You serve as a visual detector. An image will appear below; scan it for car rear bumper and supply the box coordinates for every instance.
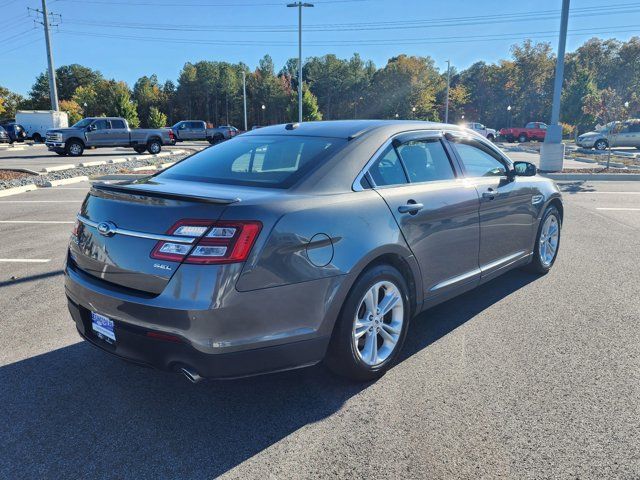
[68,295,328,379]
[64,256,341,379]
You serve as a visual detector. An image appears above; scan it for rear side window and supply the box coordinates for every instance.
[396,140,455,183]
[190,122,205,129]
[158,135,345,188]
[111,119,126,129]
[368,146,408,187]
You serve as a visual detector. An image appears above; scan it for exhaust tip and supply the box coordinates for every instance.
[180,366,204,384]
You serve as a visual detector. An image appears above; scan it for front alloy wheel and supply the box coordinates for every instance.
[594,139,608,150]
[525,205,561,274]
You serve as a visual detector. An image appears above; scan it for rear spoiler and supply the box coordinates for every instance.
[91,183,240,205]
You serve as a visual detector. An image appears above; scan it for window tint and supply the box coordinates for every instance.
[629,123,640,133]
[93,119,110,130]
[452,140,507,177]
[396,140,455,183]
[111,119,126,129]
[158,135,344,188]
[368,146,408,186]
[190,122,205,129]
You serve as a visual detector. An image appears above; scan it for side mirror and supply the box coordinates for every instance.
[513,161,537,177]
[87,124,96,132]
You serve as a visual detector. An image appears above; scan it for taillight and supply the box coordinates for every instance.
[71,218,80,237]
[168,130,175,140]
[150,219,262,265]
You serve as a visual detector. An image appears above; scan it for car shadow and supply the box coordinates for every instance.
[0,270,539,479]
[558,181,597,194]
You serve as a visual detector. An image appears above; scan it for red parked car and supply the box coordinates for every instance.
[499,122,547,143]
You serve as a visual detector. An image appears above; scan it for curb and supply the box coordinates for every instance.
[543,173,640,181]
[0,184,38,197]
[41,176,90,187]
[159,162,175,169]
[79,160,107,167]
[107,158,127,164]
[131,165,158,172]
[41,164,76,173]
[0,167,41,175]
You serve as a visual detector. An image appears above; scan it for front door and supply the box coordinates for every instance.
[85,119,111,146]
[370,133,481,300]
[447,135,536,277]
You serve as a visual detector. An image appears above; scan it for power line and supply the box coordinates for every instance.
[55,0,371,6]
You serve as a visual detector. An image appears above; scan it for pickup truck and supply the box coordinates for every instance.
[45,117,175,157]
[499,122,548,143]
[171,120,237,144]
[464,122,497,141]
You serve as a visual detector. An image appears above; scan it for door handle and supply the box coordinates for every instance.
[398,202,424,214]
[482,188,496,200]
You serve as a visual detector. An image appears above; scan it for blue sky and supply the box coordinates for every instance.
[1,0,639,95]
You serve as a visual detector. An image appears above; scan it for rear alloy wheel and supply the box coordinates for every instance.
[32,133,43,143]
[518,133,528,143]
[594,139,608,150]
[325,264,410,381]
[147,139,162,154]
[525,205,561,274]
[66,140,84,156]
[208,134,224,145]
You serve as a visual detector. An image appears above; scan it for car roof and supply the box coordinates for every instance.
[241,120,464,140]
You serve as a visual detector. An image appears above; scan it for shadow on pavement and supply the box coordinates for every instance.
[0,269,539,479]
[0,270,64,288]
[558,181,597,194]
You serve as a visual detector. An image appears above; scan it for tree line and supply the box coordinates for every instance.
[1,37,638,134]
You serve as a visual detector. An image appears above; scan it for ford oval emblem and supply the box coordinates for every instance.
[97,221,117,237]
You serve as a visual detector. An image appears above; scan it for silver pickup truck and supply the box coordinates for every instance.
[170,120,238,144]
[45,117,175,156]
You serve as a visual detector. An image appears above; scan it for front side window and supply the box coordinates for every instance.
[451,140,508,177]
[396,140,455,183]
[525,122,535,129]
[158,135,344,188]
[368,145,408,187]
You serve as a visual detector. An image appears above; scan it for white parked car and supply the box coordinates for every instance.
[464,122,497,141]
[15,110,68,143]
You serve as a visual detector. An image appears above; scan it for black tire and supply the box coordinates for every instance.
[208,134,224,145]
[524,205,562,274]
[133,146,146,154]
[487,134,495,141]
[147,139,162,154]
[594,139,608,151]
[324,264,411,381]
[32,133,43,143]
[518,133,528,143]
[506,135,515,143]
[65,139,84,156]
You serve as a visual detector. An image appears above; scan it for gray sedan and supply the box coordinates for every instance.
[65,120,563,382]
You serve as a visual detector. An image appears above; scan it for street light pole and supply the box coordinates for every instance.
[287,2,314,124]
[242,71,248,131]
[444,59,451,124]
[540,0,570,172]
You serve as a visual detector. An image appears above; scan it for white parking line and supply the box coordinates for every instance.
[0,221,74,224]
[0,259,51,263]
[578,192,640,195]
[0,201,80,203]
[596,208,640,211]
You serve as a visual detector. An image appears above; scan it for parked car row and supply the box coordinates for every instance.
[577,119,640,150]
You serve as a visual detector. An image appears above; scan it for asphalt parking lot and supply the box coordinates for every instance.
[0,181,639,479]
[0,141,207,172]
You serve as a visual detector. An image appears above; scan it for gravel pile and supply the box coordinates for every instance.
[0,153,189,190]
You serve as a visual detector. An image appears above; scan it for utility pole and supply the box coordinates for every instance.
[540,0,570,172]
[242,71,248,131]
[287,2,314,123]
[29,1,60,111]
[444,60,451,124]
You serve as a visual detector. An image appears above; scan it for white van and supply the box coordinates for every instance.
[15,110,69,142]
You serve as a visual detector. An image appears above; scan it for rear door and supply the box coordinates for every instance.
[368,132,481,299]
[107,119,129,146]
[190,121,206,140]
[447,134,535,278]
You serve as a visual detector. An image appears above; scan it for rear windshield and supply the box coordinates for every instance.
[158,135,345,188]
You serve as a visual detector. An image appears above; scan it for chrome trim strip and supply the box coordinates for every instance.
[430,267,481,292]
[76,214,196,244]
[480,250,528,273]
